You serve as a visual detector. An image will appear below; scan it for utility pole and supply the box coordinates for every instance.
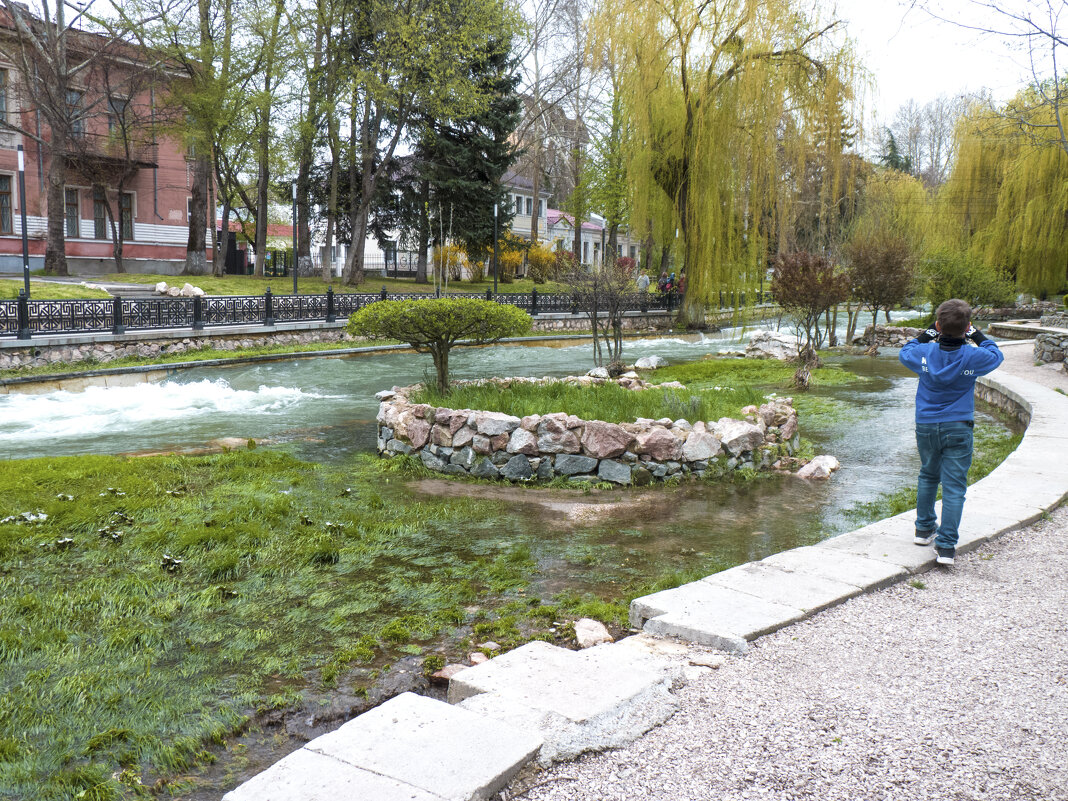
[493,202,499,295]
[17,145,29,297]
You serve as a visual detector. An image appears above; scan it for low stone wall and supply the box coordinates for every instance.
[375,377,802,485]
[854,324,922,348]
[0,313,683,371]
[1033,329,1068,367]
[973,302,1060,321]
[0,328,359,371]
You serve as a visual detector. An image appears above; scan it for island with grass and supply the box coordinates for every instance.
[375,364,837,485]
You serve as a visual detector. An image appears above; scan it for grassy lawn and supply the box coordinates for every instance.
[0,279,110,300]
[649,356,863,389]
[413,378,766,424]
[92,273,570,297]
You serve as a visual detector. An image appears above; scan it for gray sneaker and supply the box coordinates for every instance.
[914,529,936,546]
[935,546,956,565]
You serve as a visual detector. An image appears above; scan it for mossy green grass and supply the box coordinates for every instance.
[0,279,110,300]
[0,449,710,798]
[411,378,766,425]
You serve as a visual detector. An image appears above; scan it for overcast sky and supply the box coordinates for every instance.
[826,0,1038,132]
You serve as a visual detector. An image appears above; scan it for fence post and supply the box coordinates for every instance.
[264,288,275,326]
[15,289,30,340]
[111,294,125,335]
[381,286,388,301]
[531,287,538,315]
[325,287,336,323]
[486,288,492,301]
[192,295,204,331]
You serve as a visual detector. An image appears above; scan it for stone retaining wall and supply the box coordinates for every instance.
[375,377,801,485]
[1033,329,1068,367]
[854,324,923,348]
[0,329,359,371]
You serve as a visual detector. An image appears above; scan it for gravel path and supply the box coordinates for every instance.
[515,506,1068,801]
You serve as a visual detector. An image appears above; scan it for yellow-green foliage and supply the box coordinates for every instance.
[939,93,1068,296]
[849,170,930,253]
[526,244,557,283]
[604,0,861,319]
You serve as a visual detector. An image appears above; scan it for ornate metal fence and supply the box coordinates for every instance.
[0,286,755,340]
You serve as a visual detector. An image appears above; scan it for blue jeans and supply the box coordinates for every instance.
[915,421,974,549]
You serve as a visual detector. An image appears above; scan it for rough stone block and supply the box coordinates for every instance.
[500,455,533,481]
[597,459,631,484]
[305,693,541,801]
[555,454,598,475]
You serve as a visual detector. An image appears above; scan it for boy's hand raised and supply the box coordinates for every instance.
[917,328,940,343]
[966,324,987,343]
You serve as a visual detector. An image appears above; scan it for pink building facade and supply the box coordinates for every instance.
[0,16,203,277]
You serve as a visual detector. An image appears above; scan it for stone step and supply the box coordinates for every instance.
[629,580,807,652]
[448,639,677,763]
[223,692,541,801]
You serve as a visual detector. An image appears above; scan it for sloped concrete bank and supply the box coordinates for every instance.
[223,371,1068,801]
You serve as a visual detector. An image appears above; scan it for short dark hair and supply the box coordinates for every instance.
[936,299,971,338]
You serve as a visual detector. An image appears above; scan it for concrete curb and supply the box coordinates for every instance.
[224,371,1068,800]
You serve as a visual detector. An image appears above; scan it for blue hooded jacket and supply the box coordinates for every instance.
[899,336,1004,423]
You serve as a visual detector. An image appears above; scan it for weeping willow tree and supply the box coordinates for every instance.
[600,0,860,325]
[938,89,1068,297]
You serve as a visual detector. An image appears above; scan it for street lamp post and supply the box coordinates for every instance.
[17,145,29,298]
[493,202,499,296]
[291,181,298,295]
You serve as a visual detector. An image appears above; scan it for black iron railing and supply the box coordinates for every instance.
[1,287,771,340]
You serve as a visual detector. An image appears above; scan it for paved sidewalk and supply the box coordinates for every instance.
[996,340,1068,393]
[516,505,1068,801]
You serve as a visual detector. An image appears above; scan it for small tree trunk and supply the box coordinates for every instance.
[415,179,430,284]
[44,131,69,276]
[215,200,231,277]
[186,155,210,275]
[431,344,450,394]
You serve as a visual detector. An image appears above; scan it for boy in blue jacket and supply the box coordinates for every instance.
[899,299,1004,565]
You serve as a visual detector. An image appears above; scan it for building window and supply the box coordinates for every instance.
[0,175,11,235]
[0,70,7,120]
[582,241,589,263]
[525,197,532,216]
[120,193,133,240]
[630,245,637,259]
[65,188,79,237]
[67,89,84,136]
[539,199,545,217]
[514,195,522,215]
[187,196,193,220]
[93,187,107,239]
[108,96,127,133]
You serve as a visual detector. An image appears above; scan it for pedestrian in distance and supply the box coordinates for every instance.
[898,299,1004,565]
[657,271,669,292]
[637,269,650,292]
